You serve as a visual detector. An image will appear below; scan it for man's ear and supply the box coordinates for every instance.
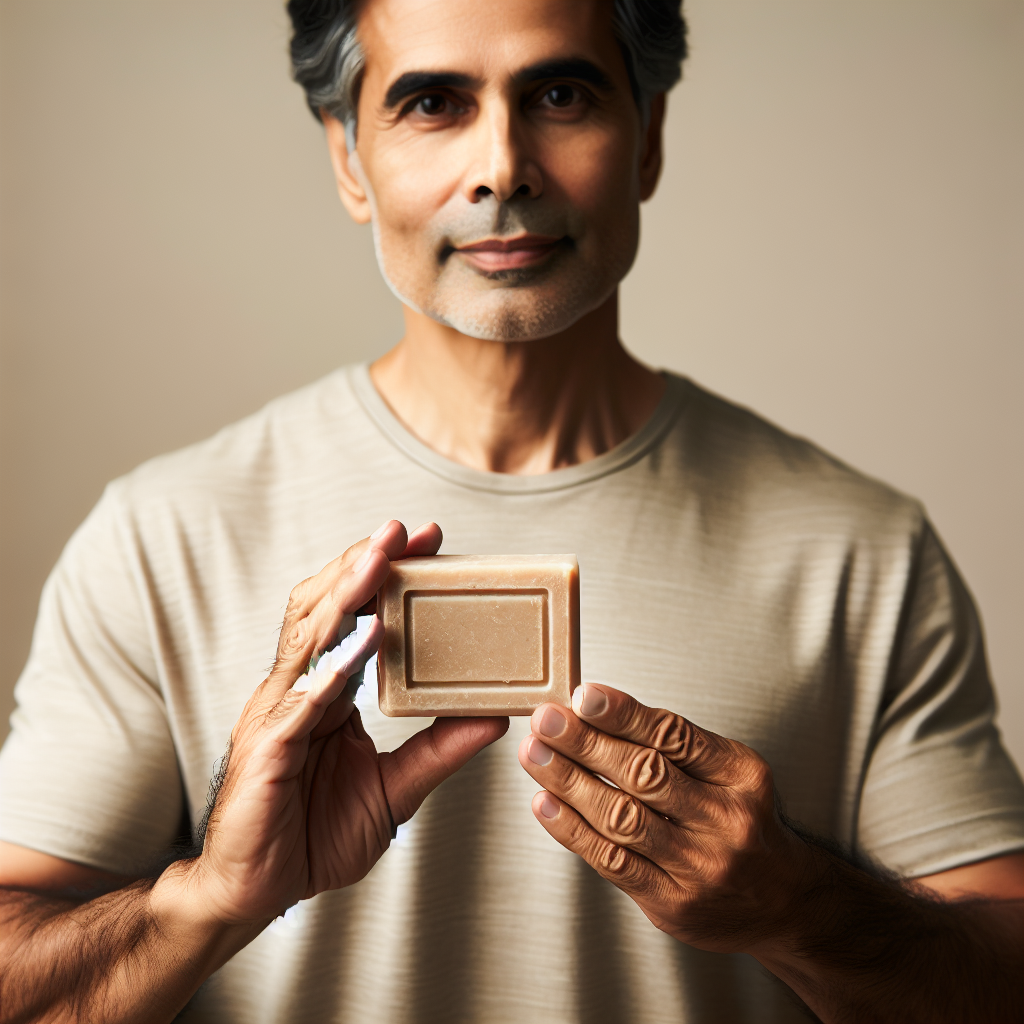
[323,112,372,224]
[638,93,666,202]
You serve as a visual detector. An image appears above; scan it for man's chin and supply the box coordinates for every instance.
[377,242,631,341]
[419,277,614,342]
[425,296,596,342]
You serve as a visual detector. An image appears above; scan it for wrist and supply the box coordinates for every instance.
[746,827,836,962]
[149,858,268,969]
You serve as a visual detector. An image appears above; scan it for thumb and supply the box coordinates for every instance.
[378,717,509,825]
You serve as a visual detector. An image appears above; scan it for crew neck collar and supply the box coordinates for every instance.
[349,363,688,495]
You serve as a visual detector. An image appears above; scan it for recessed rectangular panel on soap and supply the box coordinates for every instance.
[406,590,549,686]
[378,555,580,716]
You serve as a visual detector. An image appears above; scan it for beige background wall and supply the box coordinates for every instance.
[1,1,1021,767]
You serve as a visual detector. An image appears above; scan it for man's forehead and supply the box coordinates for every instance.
[357,0,620,87]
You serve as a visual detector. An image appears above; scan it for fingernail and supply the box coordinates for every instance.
[353,549,374,573]
[536,706,566,738]
[537,792,560,819]
[370,521,392,540]
[528,737,553,766]
[577,684,608,718]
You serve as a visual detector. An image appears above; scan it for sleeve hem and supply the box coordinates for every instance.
[884,838,1024,880]
[0,816,171,876]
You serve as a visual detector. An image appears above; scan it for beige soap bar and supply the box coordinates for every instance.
[378,554,580,717]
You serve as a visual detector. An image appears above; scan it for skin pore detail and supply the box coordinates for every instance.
[323,0,666,474]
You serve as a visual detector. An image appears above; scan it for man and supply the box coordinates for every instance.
[0,0,1021,1021]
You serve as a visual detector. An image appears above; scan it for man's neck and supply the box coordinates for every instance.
[369,292,665,475]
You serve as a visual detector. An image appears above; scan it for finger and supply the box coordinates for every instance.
[570,684,745,785]
[268,547,391,699]
[518,735,680,864]
[529,790,675,911]
[268,520,410,697]
[268,614,386,747]
[286,520,408,621]
[379,716,509,825]
[353,521,442,617]
[293,616,384,705]
[529,702,693,821]
[272,615,385,743]
[302,519,410,639]
[296,521,409,657]
[309,688,358,740]
[295,520,409,623]
[401,522,443,558]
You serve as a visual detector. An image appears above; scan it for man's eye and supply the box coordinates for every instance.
[542,85,578,108]
[415,94,449,116]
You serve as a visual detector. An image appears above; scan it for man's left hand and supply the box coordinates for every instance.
[517,682,815,955]
[518,684,1024,1024]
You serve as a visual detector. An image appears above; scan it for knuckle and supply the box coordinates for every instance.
[731,748,773,796]
[745,755,773,795]
[712,795,771,860]
[277,615,311,662]
[286,576,314,611]
[574,725,602,762]
[263,689,305,724]
[560,763,591,804]
[626,747,668,797]
[606,793,645,843]
[566,813,593,850]
[339,540,369,571]
[649,710,690,760]
[329,579,347,607]
[595,838,633,879]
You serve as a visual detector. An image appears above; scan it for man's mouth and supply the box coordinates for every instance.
[454,234,565,272]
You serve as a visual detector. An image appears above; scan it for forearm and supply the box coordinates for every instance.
[0,858,264,1024]
[755,847,1024,1024]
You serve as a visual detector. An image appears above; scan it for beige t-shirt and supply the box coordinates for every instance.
[2,365,1022,1023]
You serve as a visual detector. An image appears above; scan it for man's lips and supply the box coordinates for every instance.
[454,234,564,272]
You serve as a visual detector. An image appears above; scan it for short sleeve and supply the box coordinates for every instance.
[0,483,184,875]
[856,520,1024,876]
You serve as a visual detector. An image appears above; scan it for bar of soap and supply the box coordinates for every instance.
[378,554,580,717]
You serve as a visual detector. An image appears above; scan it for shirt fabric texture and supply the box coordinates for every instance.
[2,364,1022,1024]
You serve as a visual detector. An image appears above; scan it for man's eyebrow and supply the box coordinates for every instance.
[513,58,613,91]
[383,71,477,110]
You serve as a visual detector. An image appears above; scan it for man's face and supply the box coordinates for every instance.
[332,0,660,341]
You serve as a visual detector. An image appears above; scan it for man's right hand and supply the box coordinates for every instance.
[0,519,508,1024]
[184,519,509,925]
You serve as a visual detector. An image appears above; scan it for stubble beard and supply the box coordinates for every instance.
[370,200,639,342]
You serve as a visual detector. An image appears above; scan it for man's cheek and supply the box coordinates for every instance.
[373,202,433,264]
[375,237,429,303]
[546,132,634,198]
[378,204,451,270]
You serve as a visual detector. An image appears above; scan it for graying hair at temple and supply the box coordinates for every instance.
[287,0,688,141]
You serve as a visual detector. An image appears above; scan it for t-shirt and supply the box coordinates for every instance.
[2,365,1022,1024]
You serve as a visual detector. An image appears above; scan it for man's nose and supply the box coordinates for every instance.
[463,104,542,203]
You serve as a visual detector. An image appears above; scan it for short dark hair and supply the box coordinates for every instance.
[287,0,688,138]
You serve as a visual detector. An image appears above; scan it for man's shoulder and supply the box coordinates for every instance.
[668,374,925,543]
[104,365,378,521]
